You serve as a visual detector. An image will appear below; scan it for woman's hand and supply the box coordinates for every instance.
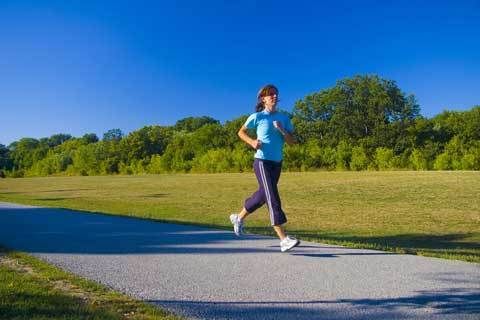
[273,121,297,145]
[251,139,262,150]
[238,125,262,150]
[273,121,286,135]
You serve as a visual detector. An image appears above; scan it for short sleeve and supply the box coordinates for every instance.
[244,113,257,130]
[285,116,293,133]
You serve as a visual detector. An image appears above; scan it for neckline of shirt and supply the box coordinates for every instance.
[262,109,278,115]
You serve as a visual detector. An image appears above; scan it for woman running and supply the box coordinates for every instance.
[230,84,300,252]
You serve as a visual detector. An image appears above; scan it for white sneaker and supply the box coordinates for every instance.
[229,213,244,236]
[280,236,300,252]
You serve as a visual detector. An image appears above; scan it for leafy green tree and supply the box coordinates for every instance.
[45,134,72,147]
[190,123,227,154]
[121,125,172,162]
[408,117,433,148]
[291,118,329,144]
[27,150,72,176]
[96,140,122,174]
[462,106,480,142]
[293,75,420,151]
[433,107,480,143]
[70,144,103,176]
[55,137,88,152]
[174,116,219,132]
[0,144,12,171]
[223,115,249,148]
[4,79,479,176]
[418,141,443,167]
[103,129,123,142]
[292,91,335,145]
[9,138,41,171]
[82,133,99,144]
[159,133,195,172]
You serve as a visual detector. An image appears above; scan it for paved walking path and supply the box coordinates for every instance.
[1,201,479,319]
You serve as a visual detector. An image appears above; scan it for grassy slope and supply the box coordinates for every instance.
[0,247,182,320]
[0,171,479,262]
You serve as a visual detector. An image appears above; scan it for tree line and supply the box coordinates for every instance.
[1,75,479,177]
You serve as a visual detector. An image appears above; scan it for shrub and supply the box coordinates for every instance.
[374,147,394,170]
[335,141,352,170]
[191,148,234,173]
[461,154,476,170]
[147,155,166,174]
[434,153,451,170]
[350,146,369,171]
[409,149,428,170]
[231,145,253,172]
[321,147,337,170]
[283,144,305,171]
[303,139,322,170]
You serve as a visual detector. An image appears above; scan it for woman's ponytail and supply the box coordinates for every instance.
[255,101,265,112]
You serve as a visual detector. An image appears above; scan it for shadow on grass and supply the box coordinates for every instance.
[0,188,94,195]
[35,188,94,193]
[291,252,395,258]
[143,193,169,198]
[33,197,80,201]
[149,288,480,320]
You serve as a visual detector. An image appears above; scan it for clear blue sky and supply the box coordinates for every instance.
[1,0,479,145]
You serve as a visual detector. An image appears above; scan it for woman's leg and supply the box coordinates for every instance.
[230,160,265,236]
[238,207,250,220]
[272,225,287,240]
[268,161,287,240]
[242,159,267,219]
[257,160,287,227]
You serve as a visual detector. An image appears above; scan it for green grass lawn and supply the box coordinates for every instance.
[0,247,182,320]
[0,171,479,262]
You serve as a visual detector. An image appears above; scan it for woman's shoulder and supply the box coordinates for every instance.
[250,111,270,119]
[245,112,262,125]
[276,111,291,121]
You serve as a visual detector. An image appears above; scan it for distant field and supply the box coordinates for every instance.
[0,171,479,262]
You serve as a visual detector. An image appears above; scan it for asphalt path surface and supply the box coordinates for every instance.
[1,201,479,319]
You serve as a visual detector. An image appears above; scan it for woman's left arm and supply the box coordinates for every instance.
[281,131,297,145]
[273,121,297,145]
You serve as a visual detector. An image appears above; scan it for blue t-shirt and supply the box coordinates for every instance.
[244,110,294,162]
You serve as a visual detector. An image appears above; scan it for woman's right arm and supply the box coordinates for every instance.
[238,125,261,150]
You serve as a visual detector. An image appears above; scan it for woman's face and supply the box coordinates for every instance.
[262,91,278,111]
